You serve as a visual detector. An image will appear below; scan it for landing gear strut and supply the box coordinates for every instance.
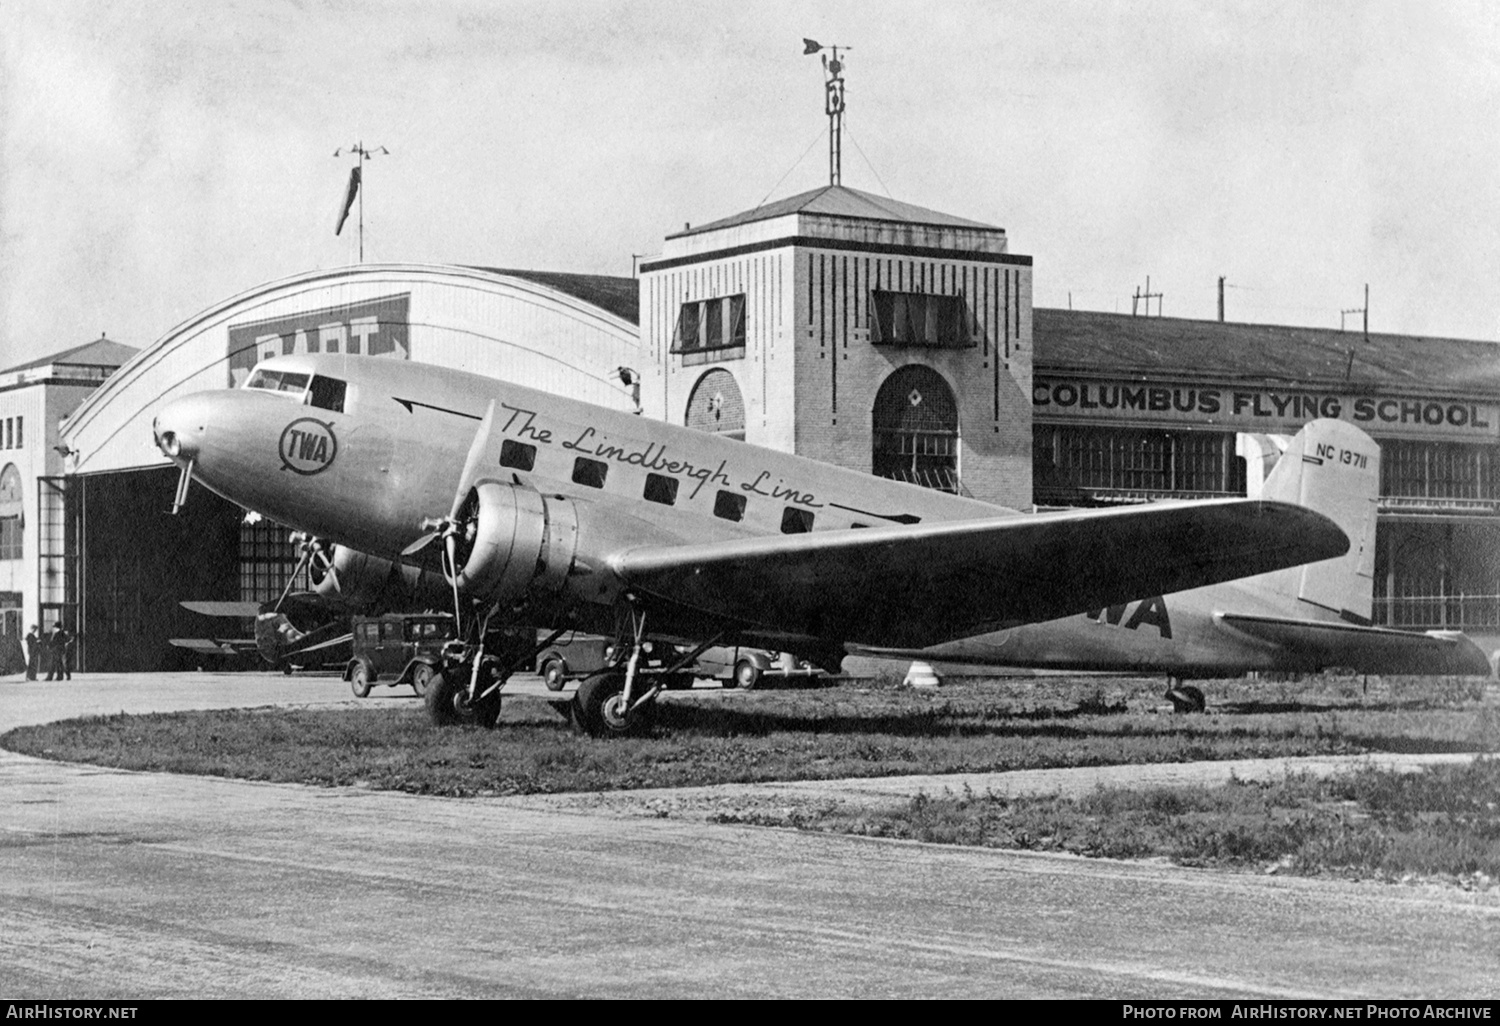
[570,606,669,738]
[424,601,569,730]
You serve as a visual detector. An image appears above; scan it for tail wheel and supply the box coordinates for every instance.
[410,662,434,698]
[349,662,372,698]
[1165,683,1206,714]
[573,673,654,738]
[734,659,762,691]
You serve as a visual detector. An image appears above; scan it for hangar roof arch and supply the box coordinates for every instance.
[63,263,642,476]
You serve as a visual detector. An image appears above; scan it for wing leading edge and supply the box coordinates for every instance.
[611,498,1349,649]
[1219,613,1493,676]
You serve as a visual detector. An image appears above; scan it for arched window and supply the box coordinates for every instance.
[0,464,22,560]
[872,365,959,492]
[684,368,745,441]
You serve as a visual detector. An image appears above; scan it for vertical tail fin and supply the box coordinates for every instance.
[1247,419,1379,623]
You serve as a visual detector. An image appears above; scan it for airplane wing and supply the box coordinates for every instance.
[1218,613,1493,676]
[169,638,260,656]
[611,498,1347,648]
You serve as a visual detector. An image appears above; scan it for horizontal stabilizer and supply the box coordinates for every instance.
[180,600,263,618]
[1218,613,1493,676]
[614,498,1348,649]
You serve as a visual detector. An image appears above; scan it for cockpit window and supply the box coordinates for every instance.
[245,369,311,396]
[308,376,347,413]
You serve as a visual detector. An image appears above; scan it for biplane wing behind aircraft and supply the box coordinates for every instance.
[173,602,354,671]
[851,419,1491,708]
[151,353,1348,735]
[173,536,454,671]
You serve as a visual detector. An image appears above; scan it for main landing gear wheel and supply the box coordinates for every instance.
[410,662,434,699]
[573,673,655,738]
[1165,683,1206,714]
[349,663,372,698]
[426,668,503,728]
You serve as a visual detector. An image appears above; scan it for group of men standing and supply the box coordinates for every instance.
[23,623,73,681]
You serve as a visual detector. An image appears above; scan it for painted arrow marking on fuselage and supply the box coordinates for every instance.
[826,503,922,525]
[392,397,483,420]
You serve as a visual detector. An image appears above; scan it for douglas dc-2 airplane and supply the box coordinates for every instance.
[152,353,1349,736]
[852,419,1492,709]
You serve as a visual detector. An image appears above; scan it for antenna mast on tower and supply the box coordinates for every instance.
[803,39,849,186]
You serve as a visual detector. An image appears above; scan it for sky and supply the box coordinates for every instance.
[3,0,1499,370]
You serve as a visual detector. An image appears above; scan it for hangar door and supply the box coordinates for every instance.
[76,467,245,671]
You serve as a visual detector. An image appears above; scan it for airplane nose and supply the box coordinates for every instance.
[153,394,212,464]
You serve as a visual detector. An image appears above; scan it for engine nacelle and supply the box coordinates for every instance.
[449,482,580,608]
[313,545,451,612]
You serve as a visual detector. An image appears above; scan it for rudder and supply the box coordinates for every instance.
[1250,418,1379,623]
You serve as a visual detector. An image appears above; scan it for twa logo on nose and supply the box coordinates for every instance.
[279,418,338,475]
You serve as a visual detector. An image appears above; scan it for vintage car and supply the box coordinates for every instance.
[345,612,454,698]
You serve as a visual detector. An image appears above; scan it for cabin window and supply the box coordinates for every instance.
[781,507,814,534]
[643,473,678,506]
[713,490,746,522]
[380,621,402,642]
[850,522,870,529]
[500,439,536,471]
[572,457,608,489]
[308,376,347,413]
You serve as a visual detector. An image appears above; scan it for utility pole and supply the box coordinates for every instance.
[803,39,849,186]
[333,142,390,263]
[1132,276,1163,317]
[1340,284,1368,341]
[1218,276,1226,322]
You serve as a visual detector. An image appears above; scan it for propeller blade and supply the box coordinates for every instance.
[400,530,439,558]
[449,400,497,521]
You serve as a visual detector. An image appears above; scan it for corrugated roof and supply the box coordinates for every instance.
[671,185,999,239]
[1034,309,1500,395]
[470,267,639,325]
[1,336,139,375]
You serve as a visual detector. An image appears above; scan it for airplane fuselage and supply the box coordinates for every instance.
[158,353,1007,558]
[856,585,1309,676]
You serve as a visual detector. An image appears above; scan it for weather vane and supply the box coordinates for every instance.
[802,39,849,186]
[333,142,390,262]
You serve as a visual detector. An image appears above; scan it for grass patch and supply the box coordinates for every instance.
[3,673,1495,797]
[796,758,1500,884]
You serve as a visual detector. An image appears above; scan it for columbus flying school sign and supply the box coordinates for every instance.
[227,294,411,387]
[1032,378,1500,441]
